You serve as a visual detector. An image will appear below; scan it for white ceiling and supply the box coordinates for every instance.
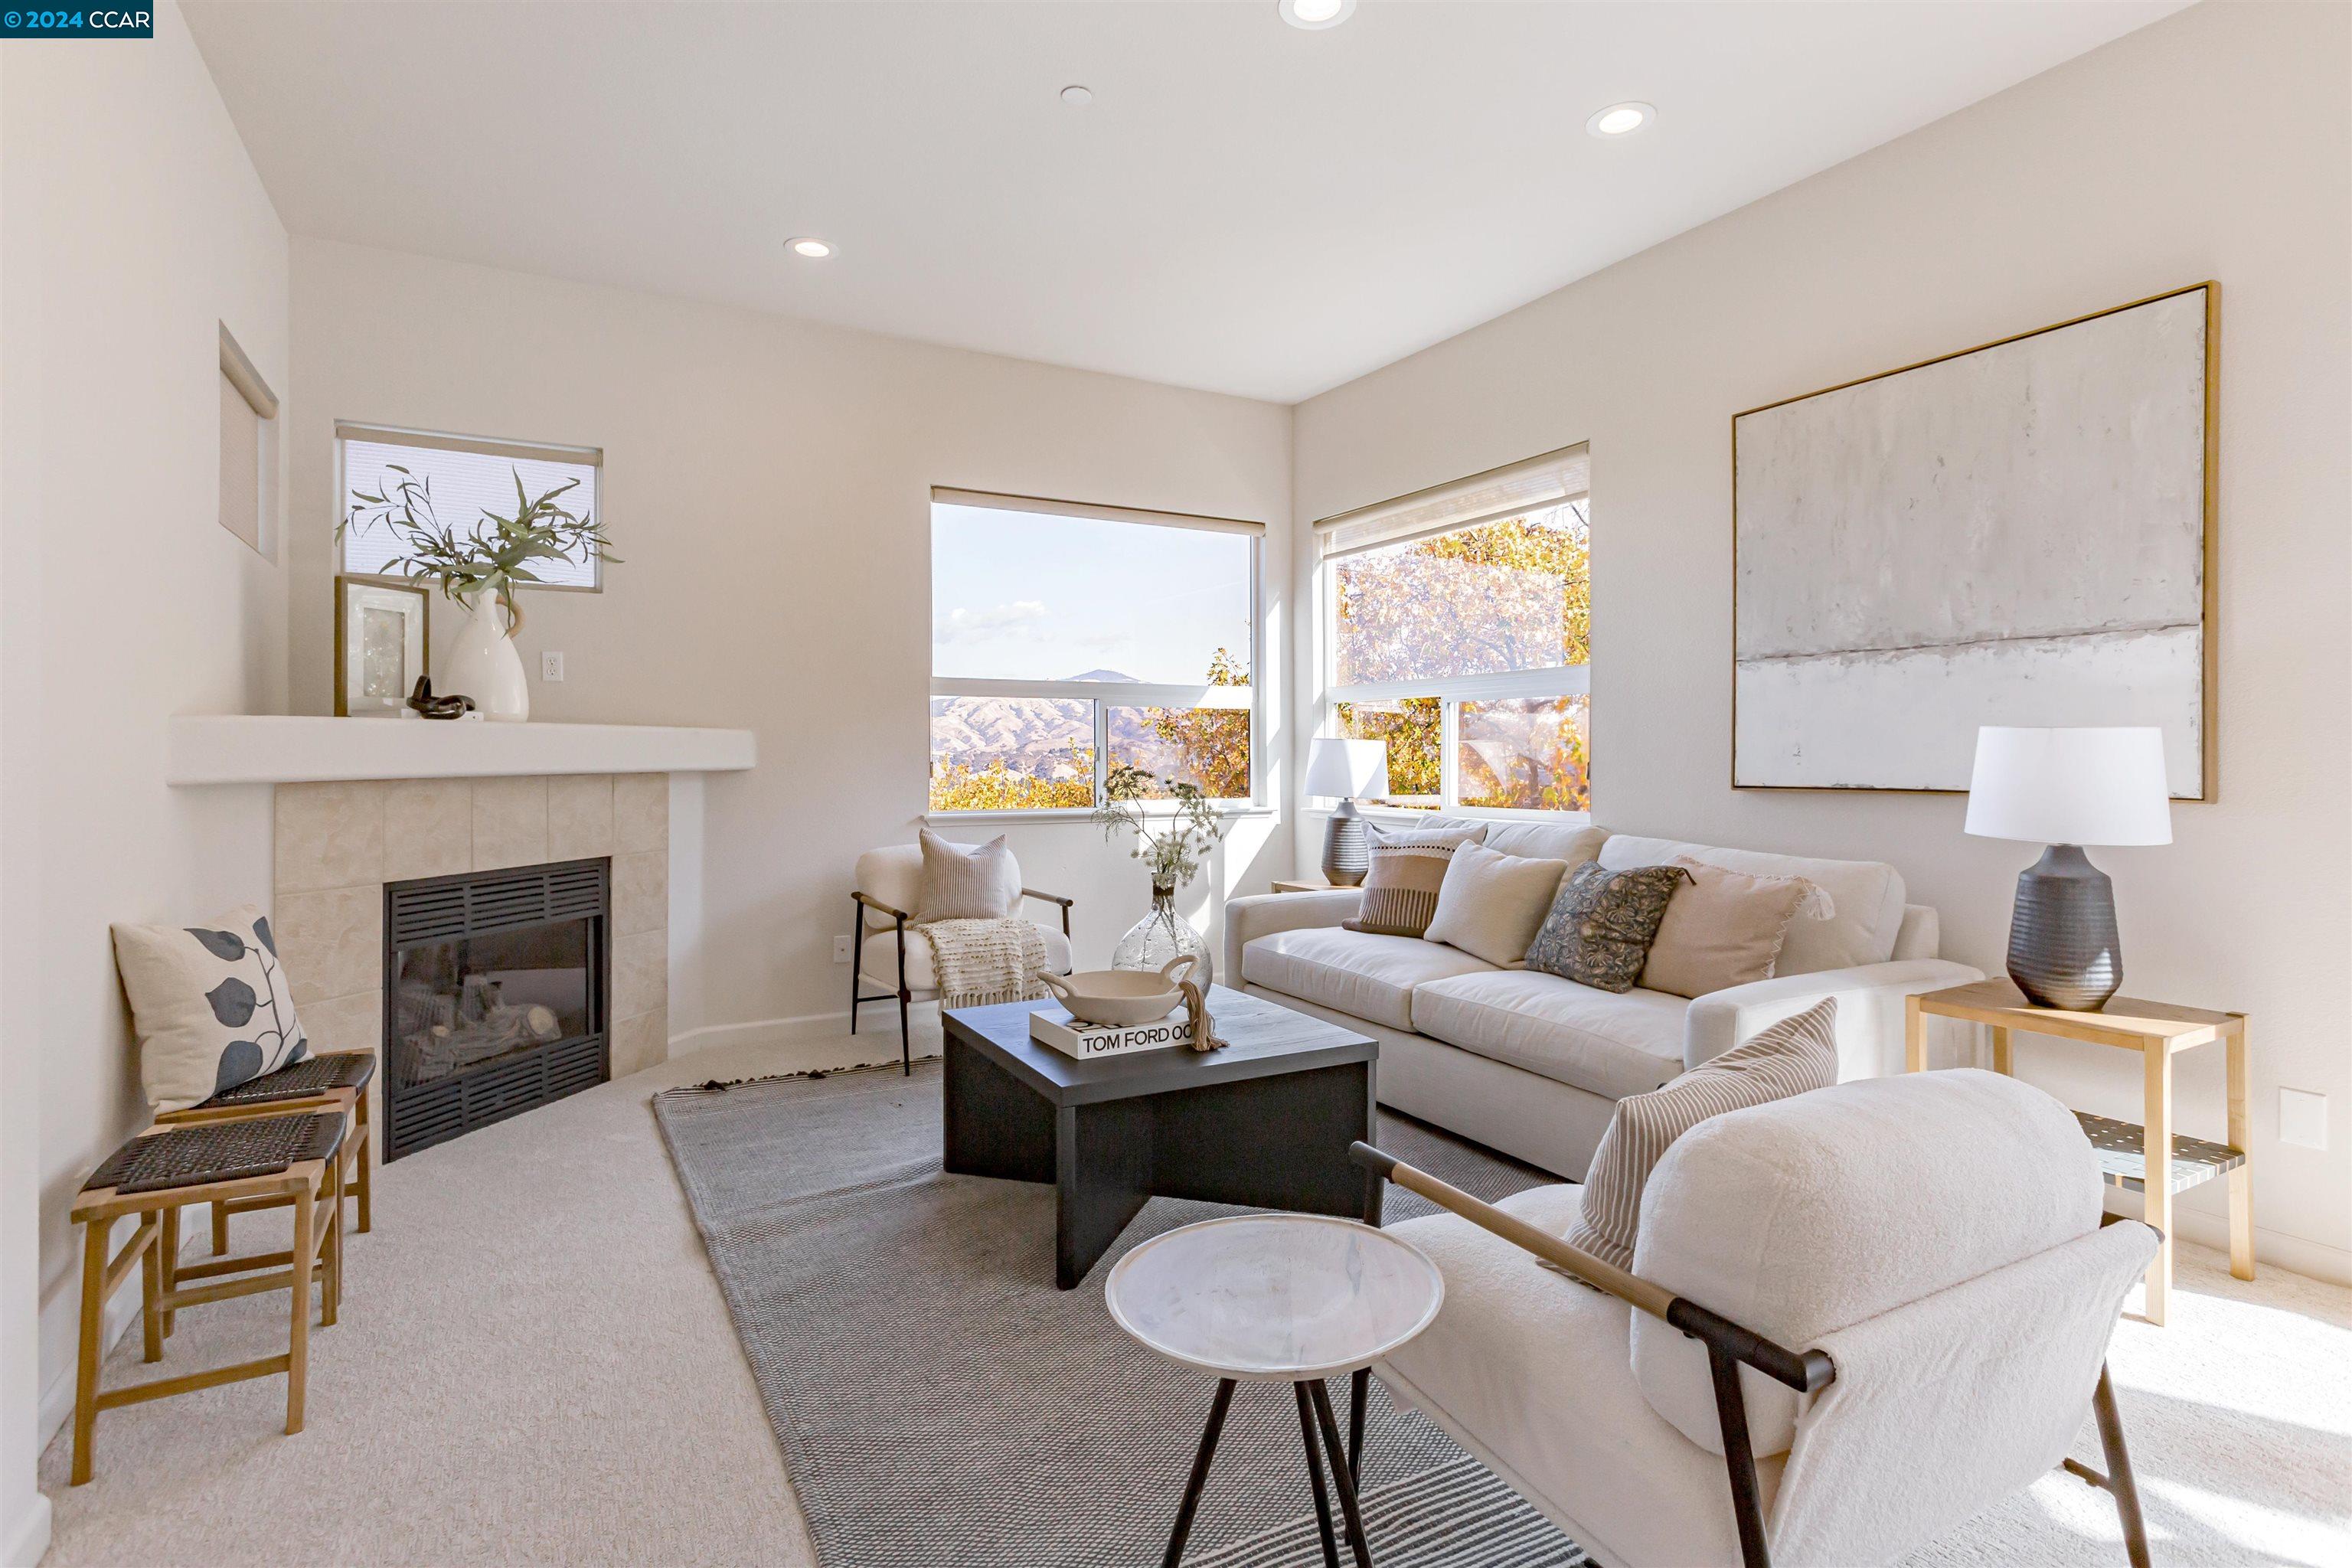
[185,1,2182,403]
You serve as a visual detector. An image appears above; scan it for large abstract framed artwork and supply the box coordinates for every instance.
[1732,283,2216,799]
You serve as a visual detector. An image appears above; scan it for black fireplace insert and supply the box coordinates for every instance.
[381,858,609,1161]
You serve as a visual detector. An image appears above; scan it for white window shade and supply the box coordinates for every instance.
[1316,444,1589,557]
[339,423,603,589]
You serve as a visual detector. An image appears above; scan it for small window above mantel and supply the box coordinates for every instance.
[338,423,605,590]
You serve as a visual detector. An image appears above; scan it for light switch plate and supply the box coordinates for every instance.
[2279,1087,2328,1150]
[832,935,851,964]
[541,651,565,682]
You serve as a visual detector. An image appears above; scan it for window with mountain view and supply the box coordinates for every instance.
[929,492,1259,812]
[1320,448,1590,815]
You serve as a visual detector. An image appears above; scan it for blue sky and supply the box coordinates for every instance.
[931,504,1253,684]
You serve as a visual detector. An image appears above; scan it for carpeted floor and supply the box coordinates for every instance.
[34,1032,2352,1567]
[652,1065,1582,1566]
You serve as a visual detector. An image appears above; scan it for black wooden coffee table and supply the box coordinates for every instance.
[942,985,1380,1289]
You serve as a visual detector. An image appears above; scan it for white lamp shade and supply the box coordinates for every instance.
[1306,737,1389,800]
[1964,727,2172,847]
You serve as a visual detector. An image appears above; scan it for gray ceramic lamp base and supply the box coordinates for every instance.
[1321,799,1369,887]
[2007,843,2123,1011]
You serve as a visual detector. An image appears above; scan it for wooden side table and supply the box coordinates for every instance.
[1272,878,1335,893]
[1906,978,2251,1325]
[69,1112,345,1483]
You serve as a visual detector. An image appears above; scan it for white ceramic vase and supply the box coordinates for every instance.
[442,596,529,722]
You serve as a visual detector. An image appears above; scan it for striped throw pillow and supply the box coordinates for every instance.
[1563,997,1838,1270]
[1341,824,1488,939]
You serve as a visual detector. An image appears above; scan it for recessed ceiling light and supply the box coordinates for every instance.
[1060,84,1093,106]
[786,237,834,259]
[1586,102,1655,138]
[1279,0,1354,31]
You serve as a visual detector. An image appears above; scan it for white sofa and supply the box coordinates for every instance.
[1226,819,1981,1178]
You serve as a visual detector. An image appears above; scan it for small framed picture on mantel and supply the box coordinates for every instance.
[335,575,430,717]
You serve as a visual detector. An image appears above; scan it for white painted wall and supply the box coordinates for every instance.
[1292,1,2351,1280]
[0,0,292,1542]
[286,240,1295,1051]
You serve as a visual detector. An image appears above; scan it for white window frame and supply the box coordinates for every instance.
[926,488,1267,822]
[1315,447,1591,823]
[335,421,606,593]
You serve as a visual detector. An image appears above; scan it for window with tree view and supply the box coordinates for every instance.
[929,492,1258,812]
[1322,449,1589,815]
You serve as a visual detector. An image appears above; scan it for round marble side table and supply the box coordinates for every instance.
[1106,1213,1446,1568]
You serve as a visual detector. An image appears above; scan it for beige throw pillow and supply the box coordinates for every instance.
[1638,857,1823,999]
[913,829,1022,923]
[113,905,312,1114]
[1423,841,1570,967]
[1563,997,1838,1270]
[1342,823,1487,939]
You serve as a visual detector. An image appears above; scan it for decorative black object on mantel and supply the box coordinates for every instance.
[1964,727,2174,1011]
[405,676,475,720]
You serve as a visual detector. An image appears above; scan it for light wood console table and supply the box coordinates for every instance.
[1905,978,2251,1327]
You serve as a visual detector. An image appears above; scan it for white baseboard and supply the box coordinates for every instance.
[1,1489,51,1568]
[2105,1192,2352,1286]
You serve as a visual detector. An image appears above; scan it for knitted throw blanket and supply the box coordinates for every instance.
[916,918,1049,1009]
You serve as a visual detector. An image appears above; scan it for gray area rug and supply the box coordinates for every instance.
[654,1060,1589,1567]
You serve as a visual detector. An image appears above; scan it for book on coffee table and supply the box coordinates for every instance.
[1027,1005,1194,1060]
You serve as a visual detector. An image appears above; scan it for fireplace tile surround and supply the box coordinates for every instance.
[273,773,673,1155]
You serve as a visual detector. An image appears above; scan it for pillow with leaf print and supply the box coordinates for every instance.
[112,904,309,1113]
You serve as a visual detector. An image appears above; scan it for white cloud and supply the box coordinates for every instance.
[933,600,1050,643]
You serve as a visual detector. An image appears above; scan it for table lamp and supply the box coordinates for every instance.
[1305,737,1390,887]
[1964,726,2172,1011]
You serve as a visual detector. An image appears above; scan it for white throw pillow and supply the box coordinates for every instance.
[913,829,1022,923]
[112,904,311,1114]
[1423,841,1571,967]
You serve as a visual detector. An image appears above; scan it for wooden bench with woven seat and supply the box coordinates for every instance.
[69,1109,346,1485]
[155,1049,377,1260]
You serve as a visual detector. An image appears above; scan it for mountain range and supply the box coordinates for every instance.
[929,670,1135,780]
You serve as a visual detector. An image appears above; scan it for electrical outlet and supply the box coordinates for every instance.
[832,935,851,964]
[541,651,565,682]
[2280,1087,2329,1150]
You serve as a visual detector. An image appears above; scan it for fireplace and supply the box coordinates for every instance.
[381,858,610,1161]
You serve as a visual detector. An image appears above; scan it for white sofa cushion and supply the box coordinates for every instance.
[1630,1070,2103,1459]
[1240,926,1494,1034]
[1423,842,1570,967]
[1597,835,1905,975]
[861,923,1072,993]
[1380,1185,1777,1568]
[1410,969,1686,1101]
[1423,815,1608,868]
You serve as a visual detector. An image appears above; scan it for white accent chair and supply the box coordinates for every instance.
[1357,1069,2158,1568]
[849,841,1075,1073]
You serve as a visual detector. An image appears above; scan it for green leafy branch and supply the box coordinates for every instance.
[1092,763,1228,890]
[340,466,620,632]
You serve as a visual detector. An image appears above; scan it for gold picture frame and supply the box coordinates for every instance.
[1730,281,2217,800]
[335,575,430,717]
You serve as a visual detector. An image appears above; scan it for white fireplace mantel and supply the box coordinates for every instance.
[165,715,756,786]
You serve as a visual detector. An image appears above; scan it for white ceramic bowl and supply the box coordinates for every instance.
[1039,956,1197,1026]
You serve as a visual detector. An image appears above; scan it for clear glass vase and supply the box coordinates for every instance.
[1111,881,1213,987]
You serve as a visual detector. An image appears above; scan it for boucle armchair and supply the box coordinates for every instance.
[1356,1069,2158,1568]
[849,841,1073,1073]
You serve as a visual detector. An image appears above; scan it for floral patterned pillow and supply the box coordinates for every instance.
[113,904,310,1113]
[1524,863,1692,992]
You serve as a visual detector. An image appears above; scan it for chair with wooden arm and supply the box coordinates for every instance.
[850,843,1074,1075]
[1351,1069,2158,1568]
